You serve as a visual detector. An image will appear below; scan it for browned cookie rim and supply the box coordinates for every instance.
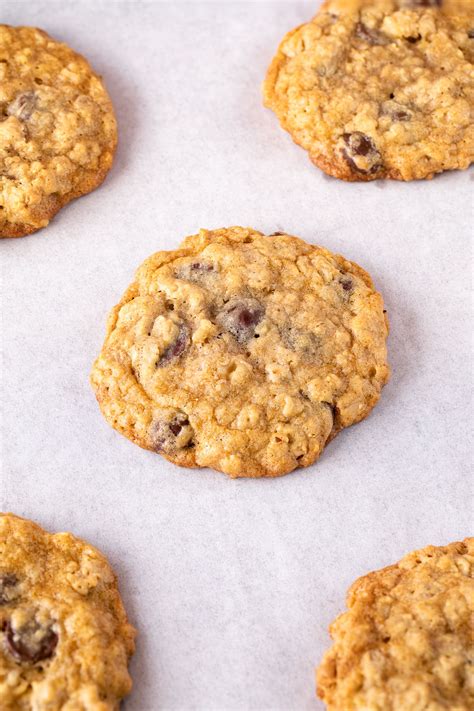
[0,24,117,239]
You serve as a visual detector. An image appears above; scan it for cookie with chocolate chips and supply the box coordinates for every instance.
[0,513,135,709]
[0,25,117,238]
[91,227,389,478]
[263,0,474,181]
[317,537,474,710]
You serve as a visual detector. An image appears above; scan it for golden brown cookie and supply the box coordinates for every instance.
[317,538,474,710]
[0,26,117,238]
[0,513,135,709]
[91,227,389,478]
[263,0,474,181]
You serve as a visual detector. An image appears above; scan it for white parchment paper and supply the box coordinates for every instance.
[1,1,473,709]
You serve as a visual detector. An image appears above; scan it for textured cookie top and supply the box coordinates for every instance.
[264,0,474,181]
[317,538,474,710]
[0,25,117,238]
[0,514,135,710]
[91,227,389,478]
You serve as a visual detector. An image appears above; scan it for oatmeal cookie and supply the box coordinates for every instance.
[317,538,474,710]
[0,513,135,709]
[0,25,117,238]
[263,0,474,180]
[91,227,389,478]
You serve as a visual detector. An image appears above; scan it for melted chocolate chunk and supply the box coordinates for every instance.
[0,574,19,605]
[282,327,321,360]
[340,277,353,292]
[150,414,193,453]
[405,0,441,6]
[391,109,411,121]
[190,262,213,272]
[342,132,382,174]
[218,298,264,343]
[381,101,412,122]
[169,416,189,437]
[4,619,58,664]
[343,133,373,157]
[7,91,37,121]
[157,324,188,366]
[355,22,389,46]
[176,261,215,284]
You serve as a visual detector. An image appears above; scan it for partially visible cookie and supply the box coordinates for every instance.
[0,513,135,709]
[317,538,474,710]
[264,0,474,181]
[0,26,117,238]
[91,226,389,478]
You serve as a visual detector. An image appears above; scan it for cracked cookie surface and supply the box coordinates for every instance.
[91,227,389,478]
[0,514,135,710]
[0,25,117,238]
[263,0,474,181]
[317,538,474,710]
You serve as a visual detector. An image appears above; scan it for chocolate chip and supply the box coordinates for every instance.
[400,0,441,6]
[168,422,181,436]
[391,110,410,121]
[406,35,421,43]
[381,101,412,122]
[282,327,321,360]
[177,261,215,283]
[4,619,58,664]
[340,278,353,292]
[157,324,188,366]
[355,22,389,46]
[218,298,264,344]
[343,133,373,157]
[269,231,285,236]
[468,29,474,39]
[7,91,37,121]
[150,414,193,453]
[169,416,189,437]
[0,574,19,605]
[341,132,382,174]
[190,262,213,272]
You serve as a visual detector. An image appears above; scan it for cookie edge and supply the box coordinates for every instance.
[315,537,474,707]
[0,25,118,239]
